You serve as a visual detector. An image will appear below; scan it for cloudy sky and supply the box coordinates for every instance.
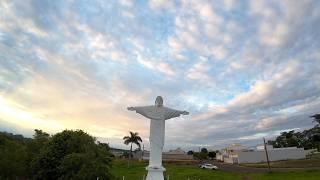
[0,0,320,150]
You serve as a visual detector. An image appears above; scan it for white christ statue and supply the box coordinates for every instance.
[128,96,189,180]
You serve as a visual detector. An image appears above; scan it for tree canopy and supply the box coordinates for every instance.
[311,114,320,126]
[201,148,208,153]
[0,129,113,179]
[123,131,142,167]
[123,131,142,149]
[268,114,320,150]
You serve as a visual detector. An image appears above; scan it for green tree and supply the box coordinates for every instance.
[33,129,50,142]
[187,150,194,155]
[26,129,51,175]
[268,114,320,150]
[31,130,113,179]
[193,152,207,160]
[0,133,28,179]
[311,114,320,126]
[201,148,208,154]
[208,151,216,159]
[123,131,142,167]
[270,130,300,148]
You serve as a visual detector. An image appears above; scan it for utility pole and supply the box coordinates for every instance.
[263,137,271,172]
[142,144,144,161]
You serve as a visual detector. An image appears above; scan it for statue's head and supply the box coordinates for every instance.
[155,96,163,107]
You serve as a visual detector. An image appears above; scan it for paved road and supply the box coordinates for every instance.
[196,160,269,173]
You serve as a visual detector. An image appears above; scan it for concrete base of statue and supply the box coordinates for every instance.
[146,166,165,180]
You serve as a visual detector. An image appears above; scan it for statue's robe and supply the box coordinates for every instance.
[130,106,186,167]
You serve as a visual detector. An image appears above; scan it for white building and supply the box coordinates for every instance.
[217,144,306,164]
[216,144,247,164]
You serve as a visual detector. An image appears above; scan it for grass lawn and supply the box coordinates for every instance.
[111,159,320,180]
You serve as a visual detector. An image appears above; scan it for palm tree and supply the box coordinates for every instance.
[123,131,142,167]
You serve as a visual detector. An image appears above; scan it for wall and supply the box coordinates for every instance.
[224,157,238,164]
[216,154,223,161]
[162,153,193,160]
[256,145,273,150]
[237,148,305,164]
[140,152,193,160]
[305,149,318,155]
[134,151,149,160]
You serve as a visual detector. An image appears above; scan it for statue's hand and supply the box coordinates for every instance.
[182,111,189,115]
[127,107,135,111]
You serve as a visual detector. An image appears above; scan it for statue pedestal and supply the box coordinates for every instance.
[146,166,165,180]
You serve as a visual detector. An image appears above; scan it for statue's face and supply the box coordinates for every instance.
[155,96,163,107]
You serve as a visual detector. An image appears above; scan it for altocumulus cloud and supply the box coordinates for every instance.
[0,0,320,150]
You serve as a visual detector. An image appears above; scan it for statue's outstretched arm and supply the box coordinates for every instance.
[181,111,189,115]
[127,106,153,118]
[164,107,189,120]
[127,106,147,112]
[127,107,135,111]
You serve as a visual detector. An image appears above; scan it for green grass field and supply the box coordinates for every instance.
[111,159,320,180]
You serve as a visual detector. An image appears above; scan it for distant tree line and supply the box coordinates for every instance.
[187,148,217,160]
[0,129,114,179]
[268,114,320,150]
